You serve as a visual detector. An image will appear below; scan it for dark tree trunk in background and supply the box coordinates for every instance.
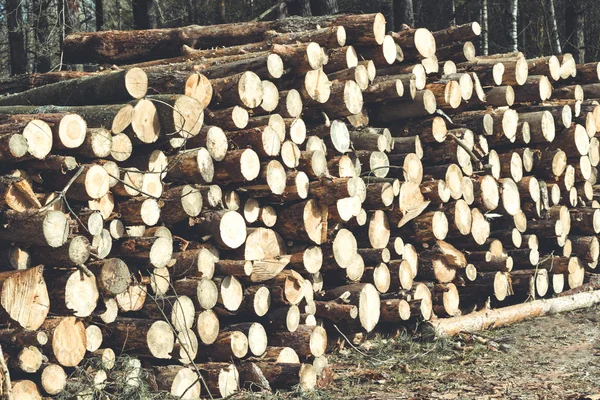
[132,0,152,29]
[546,0,561,54]
[395,0,414,28]
[5,0,28,75]
[481,0,488,55]
[216,0,226,23]
[311,0,338,15]
[379,0,395,32]
[570,0,586,63]
[96,0,104,31]
[288,0,312,16]
[565,1,585,62]
[510,0,518,51]
[33,0,52,72]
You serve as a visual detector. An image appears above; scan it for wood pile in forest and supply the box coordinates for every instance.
[0,12,600,398]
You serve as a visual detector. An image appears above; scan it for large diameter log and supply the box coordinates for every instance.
[431,289,600,336]
[42,164,110,201]
[11,380,42,399]
[210,71,264,109]
[0,119,54,160]
[30,236,90,267]
[1,113,87,150]
[46,269,99,318]
[372,90,436,122]
[40,316,86,367]
[160,184,203,225]
[318,283,380,332]
[213,149,261,184]
[41,363,68,395]
[221,322,267,357]
[0,266,49,331]
[112,236,173,268]
[173,277,218,310]
[269,325,327,358]
[254,362,316,391]
[153,366,201,399]
[433,22,481,45]
[0,175,41,212]
[0,68,147,106]
[202,330,248,361]
[274,199,327,245]
[188,210,247,249]
[108,318,174,359]
[194,362,239,398]
[149,94,204,139]
[166,147,214,184]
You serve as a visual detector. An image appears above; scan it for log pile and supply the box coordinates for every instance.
[0,13,600,398]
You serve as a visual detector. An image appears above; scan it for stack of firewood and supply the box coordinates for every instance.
[0,13,599,398]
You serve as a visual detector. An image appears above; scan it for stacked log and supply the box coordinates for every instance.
[0,13,599,398]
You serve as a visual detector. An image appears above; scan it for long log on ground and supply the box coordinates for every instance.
[430,289,600,336]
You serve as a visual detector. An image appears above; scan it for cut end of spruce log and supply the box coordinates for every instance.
[414,28,437,58]
[147,320,175,359]
[268,53,285,79]
[125,67,149,99]
[197,310,220,345]
[23,119,53,159]
[239,71,264,109]
[50,316,87,367]
[132,99,161,144]
[217,211,248,249]
[41,364,68,395]
[42,210,70,248]
[59,114,87,148]
[359,283,381,332]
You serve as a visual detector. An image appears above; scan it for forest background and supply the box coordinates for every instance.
[0,0,592,77]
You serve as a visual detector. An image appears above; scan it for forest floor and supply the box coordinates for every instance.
[236,305,600,400]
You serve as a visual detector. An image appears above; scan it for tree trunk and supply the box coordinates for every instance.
[565,1,586,63]
[481,0,488,55]
[546,0,561,54]
[5,0,27,75]
[311,0,338,15]
[379,0,394,32]
[132,0,151,29]
[510,0,518,52]
[32,0,52,73]
[395,0,414,28]
[95,0,104,31]
[287,0,312,16]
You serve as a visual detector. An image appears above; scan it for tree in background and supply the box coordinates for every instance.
[5,0,27,75]
[510,0,518,52]
[547,0,562,54]
[33,0,52,72]
[311,0,339,15]
[481,0,488,55]
[565,0,585,63]
[395,0,414,28]
[132,0,152,28]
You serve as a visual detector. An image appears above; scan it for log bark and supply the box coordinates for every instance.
[0,69,147,106]
[430,289,600,336]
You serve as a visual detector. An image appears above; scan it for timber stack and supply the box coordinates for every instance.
[0,12,599,398]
